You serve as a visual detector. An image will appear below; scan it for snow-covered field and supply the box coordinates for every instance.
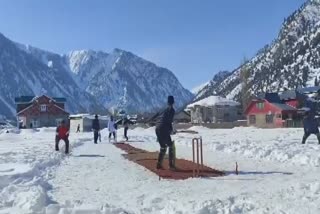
[1,126,320,213]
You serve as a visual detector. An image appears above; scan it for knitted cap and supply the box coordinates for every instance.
[168,95,174,105]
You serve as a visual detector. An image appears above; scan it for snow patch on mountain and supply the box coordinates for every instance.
[191,81,210,94]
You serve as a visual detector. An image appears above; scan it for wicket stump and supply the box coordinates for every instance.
[192,137,203,177]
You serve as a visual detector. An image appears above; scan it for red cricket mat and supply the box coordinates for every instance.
[114,143,224,180]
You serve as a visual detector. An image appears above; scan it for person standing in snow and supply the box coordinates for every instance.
[123,118,134,141]
[302,110,320,144]
[55,120,70,154]
[76,124,80,133]
[108,116,117,142]
[156,95,176,170]
[92,114,100,144]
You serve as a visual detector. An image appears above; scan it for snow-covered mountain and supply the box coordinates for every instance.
[194,71,231,100]
[0,33,105,118]
[191,81,210,95]
[196,0,320,102]
[0,33,193,118]
[66,48,193,113]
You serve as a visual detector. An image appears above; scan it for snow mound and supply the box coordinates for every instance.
[0,163,31,176]
[45,203,131,214]
[0,129,88,213]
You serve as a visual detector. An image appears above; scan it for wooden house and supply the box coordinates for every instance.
[245,93,299,128]
[15,95,69,128]
[187,96,241,124]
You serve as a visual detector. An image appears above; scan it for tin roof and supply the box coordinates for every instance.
[271,103,297,111]
[14,96,35,103]
[15,96,66,103]
[279,90,296,100]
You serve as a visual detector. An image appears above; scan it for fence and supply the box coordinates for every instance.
[283,120,303,128]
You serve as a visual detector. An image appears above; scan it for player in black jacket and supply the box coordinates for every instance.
[92,114,100,144]
[156,95,175,169]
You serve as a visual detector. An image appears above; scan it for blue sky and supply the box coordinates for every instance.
[0,0,306,90]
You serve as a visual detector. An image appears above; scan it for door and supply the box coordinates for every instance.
[31,119,40,128]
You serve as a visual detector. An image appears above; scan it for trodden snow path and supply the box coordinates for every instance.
[47,128,320,214]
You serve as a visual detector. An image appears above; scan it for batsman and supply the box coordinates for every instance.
[156,95,176,170]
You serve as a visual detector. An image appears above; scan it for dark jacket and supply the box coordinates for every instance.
[303,114,319,134]
[92,118,100,131]
[156,106,175,133]
[123,118,134,128]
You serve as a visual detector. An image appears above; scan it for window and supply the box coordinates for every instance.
[216,106,223,114]
[31,119,39,128]
[56,119,63,126]
[266,114,274,124]
[249,115,256,124]
[256,102,265,109]
[40,105,47,112]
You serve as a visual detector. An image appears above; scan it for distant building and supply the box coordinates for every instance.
[145,108,191,126]
[128,114,138,123]
[187,96,241,124]
[279,86,320,109]
[245,93,300,128]
[15,95,69,128]
[279,90,299,108]
[69,114,109,132]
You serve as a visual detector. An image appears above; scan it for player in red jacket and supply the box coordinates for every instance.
[55,120,70,154]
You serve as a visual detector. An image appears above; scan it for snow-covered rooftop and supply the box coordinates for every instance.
[187,96,240,108]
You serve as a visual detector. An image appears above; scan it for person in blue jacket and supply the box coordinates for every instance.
[155,95,175,169]
[302,110,320,144]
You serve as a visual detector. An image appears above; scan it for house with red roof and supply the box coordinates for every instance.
[15,95,69,128]
[245,93,300,128]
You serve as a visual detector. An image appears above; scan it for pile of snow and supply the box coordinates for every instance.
[187,95,240,108]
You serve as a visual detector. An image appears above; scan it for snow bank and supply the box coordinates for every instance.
[0,128,89,213]
[179,127,320,167]
[44,203,131,214]
[129,126,320,167]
